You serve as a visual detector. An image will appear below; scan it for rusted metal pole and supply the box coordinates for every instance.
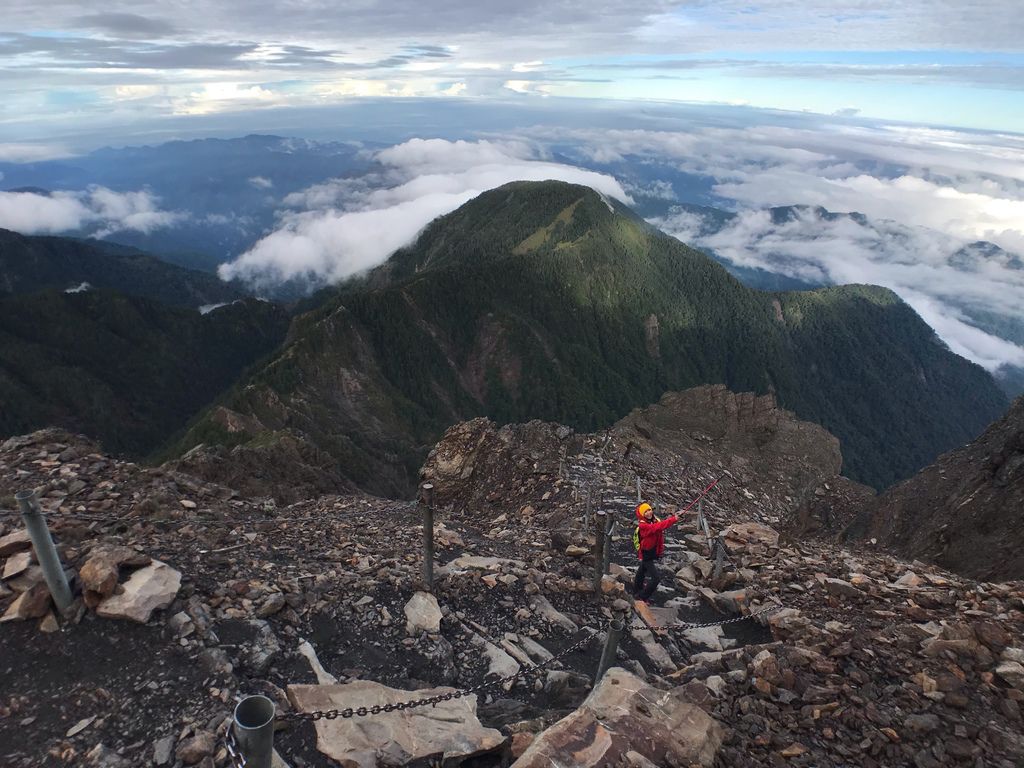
[15,489,72,615]
[420,483,435,591]
[233,695,275,768]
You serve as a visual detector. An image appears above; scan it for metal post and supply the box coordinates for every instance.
[592,511,607,595]
[420,483,435,591]
[601,517,615,577]
[595,617,625,683]
[584,487,592,530]
[699,499,713,552]
[233,695,275,768]
[15,490,72,615]
[713,538,725,582]
[635,476,641,503]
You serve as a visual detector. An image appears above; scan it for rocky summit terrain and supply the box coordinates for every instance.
[848,396,1024,583]
[1,387,1023,768]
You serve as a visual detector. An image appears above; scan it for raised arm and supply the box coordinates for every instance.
[641,515,679,533]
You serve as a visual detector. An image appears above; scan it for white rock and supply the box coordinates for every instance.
[96,561,181,623]
[288,680,505,767]
[404,591,442,636]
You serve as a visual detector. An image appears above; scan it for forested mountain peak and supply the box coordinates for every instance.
[171,181,1007,498]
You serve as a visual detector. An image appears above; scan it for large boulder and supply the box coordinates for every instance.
[80,545,152,606]
[288,681,507,767]
[512,668,722,768]
[721,522,779,553]
[96,561,181,623]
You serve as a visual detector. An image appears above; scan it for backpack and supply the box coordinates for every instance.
[633,516,660,553]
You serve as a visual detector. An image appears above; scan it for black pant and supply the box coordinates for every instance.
[633,552,661,601]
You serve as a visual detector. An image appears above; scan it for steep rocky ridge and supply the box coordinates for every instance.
[1,396,1023,767]
[848,396,1024,582]
[421,384,862,532]
[172,180,1007,499]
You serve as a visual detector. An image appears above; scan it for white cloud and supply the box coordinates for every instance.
[173,83,282,116]
[0,186,183,236]
[512,61,544,73]
[248,176,273,189]
[652,204,1024,371]
[442,82,467,96]
[219,138,630,288]
[0,142,76,163]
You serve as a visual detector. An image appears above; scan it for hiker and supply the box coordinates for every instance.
[632,501,683,603]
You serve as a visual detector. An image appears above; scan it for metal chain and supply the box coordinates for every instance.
[224,728,247,768]
[278,602,783,723]
[278,624,600,723]
[624,602,782,633]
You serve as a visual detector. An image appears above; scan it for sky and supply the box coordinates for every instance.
[2,1,1024,141]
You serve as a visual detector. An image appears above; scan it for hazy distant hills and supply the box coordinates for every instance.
[172,181,1008,497]
[0,290,288,457]
[0,228,243,307]
[0,135,375,272]
[0,223,289,456]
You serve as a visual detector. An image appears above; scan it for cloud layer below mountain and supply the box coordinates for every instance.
[0,187,183,236]
[217,138,630,287]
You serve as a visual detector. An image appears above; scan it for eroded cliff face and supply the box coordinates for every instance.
[421,384,860,533]
[849,396,1024,581]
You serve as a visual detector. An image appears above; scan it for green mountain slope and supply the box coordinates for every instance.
[0,228,243,307]
[0,291,289,456]
[173,181,1008,496]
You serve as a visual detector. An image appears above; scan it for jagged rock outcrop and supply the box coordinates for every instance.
[2,418,1023,768]
[167,412,355,504]
[288,681,507,766]
[848,396,1024,581]
[512,667,723,767]
[422,385,856,530]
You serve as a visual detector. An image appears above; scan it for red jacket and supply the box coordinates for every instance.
[636,515,678,559]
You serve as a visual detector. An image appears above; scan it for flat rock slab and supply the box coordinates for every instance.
[2,550,33,580]
[96,560,181,623]
[512,667,722,767]
[438,555,525,575]
[288,681,507,767]
[0,529,31,557]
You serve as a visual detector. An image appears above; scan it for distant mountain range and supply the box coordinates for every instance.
[646,202,1024,397]
[168,181,1008,497]
[0,135,375,273]
[0,228,288,455]
[0,228,243,307]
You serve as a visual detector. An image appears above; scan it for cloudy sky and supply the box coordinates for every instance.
[2,0,1023,142]
[2,1,1023,376]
